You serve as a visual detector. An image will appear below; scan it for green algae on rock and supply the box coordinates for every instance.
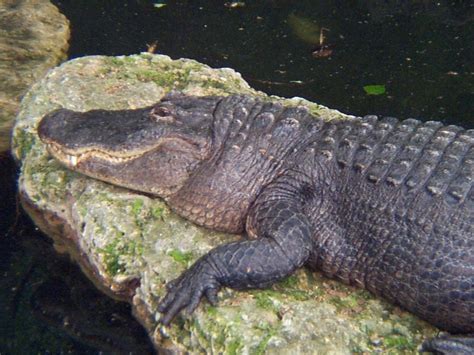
[12,54,437,353]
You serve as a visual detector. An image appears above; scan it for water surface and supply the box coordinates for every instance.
[55,0,473,125]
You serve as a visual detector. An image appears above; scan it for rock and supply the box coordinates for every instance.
[0,0,69,152]
[12,54,436,353]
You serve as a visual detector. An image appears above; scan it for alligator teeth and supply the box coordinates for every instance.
[47,142,146,165]
[69,155,78,166]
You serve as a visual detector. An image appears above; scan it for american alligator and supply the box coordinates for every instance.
[38,93,474,353]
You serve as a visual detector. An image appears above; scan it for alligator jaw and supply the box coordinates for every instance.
[44,141,150,168]
[44,134,206,168]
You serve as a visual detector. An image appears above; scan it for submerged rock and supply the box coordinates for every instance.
[12,54,436,353]
[0,0,69,152]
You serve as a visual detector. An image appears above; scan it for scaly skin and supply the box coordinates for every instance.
[38,93,474,353]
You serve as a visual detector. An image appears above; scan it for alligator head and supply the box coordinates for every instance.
[38,93,222,197]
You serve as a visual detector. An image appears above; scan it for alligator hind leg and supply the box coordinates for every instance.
[421,334,474,354]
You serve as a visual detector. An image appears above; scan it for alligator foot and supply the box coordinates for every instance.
[420,334,474,354]
[157,258,220,326]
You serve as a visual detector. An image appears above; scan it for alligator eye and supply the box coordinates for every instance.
[149,106,175,123]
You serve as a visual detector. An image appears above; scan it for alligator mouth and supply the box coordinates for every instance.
[44,137,205,167]
[45,142,147,166]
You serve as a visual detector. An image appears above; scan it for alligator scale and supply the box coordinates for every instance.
[38,93,474,353]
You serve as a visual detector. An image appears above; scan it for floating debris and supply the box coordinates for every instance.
[146,41,159,53]
[312,46,333,58]
[312,27,333,58]
[247,77,315,87]
[288,14,333,59]
[224,2,246,9]
[152,1,167,9]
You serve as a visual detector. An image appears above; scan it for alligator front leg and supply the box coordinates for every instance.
[158,198,313,325]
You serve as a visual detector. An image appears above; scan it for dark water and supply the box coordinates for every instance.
[55,0,473,126]
[1,0,473,353]
[0,155,155,353]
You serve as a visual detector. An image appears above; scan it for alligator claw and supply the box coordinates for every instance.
[158,260,220,326]
[205,287,219,306]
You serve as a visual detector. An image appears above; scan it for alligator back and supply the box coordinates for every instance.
[315,116,474,203]
[301,116,474,333]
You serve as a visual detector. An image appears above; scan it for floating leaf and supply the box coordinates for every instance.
[363,84,386,95]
